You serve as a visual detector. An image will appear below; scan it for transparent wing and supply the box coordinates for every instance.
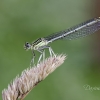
[45,18,100,42]
[63,18,100,40]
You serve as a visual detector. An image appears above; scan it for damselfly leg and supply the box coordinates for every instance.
[37,49,45,63]
[48,46,56,57]
[36,45,56,63]
[30,51,35,67]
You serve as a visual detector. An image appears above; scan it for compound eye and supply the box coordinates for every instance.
[24,42,31,50]
[26,42,29,47]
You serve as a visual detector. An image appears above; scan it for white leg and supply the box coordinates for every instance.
[43,50,45,61]
[49,47,56,57]
[37,46,56,64]
[38,53,43,63]
[30,56,35,67]
[49,47,52,56]
[40,46,56,57]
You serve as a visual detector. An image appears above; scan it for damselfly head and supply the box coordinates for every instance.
[24,42,31,50]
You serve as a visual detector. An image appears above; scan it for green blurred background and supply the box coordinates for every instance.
[0,0,100,100]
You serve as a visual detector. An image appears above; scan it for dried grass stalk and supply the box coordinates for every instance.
[2,54,66,100]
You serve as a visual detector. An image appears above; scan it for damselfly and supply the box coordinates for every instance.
[24,17,100,63]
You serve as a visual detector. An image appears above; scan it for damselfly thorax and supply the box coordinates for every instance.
[31,38,48,50]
